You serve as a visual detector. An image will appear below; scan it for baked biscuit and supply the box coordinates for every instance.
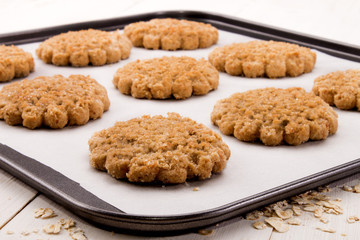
[88,113,230,184]
[312,69,360,110]
[208,40,316,78]
[113,56,219,99]
[0,45,34,82]
[36,29,132,67]
[0,74,110,129]
[123,18,218,50]
[211,87,337,146]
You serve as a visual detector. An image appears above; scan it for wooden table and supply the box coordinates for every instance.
[1,0,359,239]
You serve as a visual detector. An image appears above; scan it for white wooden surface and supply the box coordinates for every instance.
[0,0,360,239]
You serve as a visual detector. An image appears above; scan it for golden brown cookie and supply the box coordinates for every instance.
[208,40,316,78]
[123,18,218,50]
[88,113,230,184]
[36,29,132,67]
[113,56,219,99]
[312,69,360,110]
[211,87,337,146]
[0,74,110,129]
[0,45,34,82]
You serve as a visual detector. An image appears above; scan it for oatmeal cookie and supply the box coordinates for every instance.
[0,45,34,82]
[0,74,110,129]
[88,113,230,184]
[113,56,219,99]
[208,40,316,78]
[123,18,218,50]
[36,29,132,67]
[312,69,360,110]
[211,87,337,146]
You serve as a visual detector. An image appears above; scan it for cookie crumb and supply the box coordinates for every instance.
[193,187,200,191]
[6,230,14,235]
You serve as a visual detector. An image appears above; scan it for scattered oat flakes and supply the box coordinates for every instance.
[21,231,30,236]
[69,228,88,240]
[6,230,14,235]
[32,229,39,233]
[316,226,336,233]
[193,187,200,191]
[341,233,347,237]
[253,221,267,230]
[347,216,359,223]
[198,229,214,235]
[263,207,273,217]
[318,185,331,193]
[314,208,324,218]
[287,217,302,225]
[275,209,293,220]
[316,200,343,215]
[43,223,62,234]
[320,217,329,224]
[292,205,302,216]
[303,204,318,212]
[59,218,76,229]
[264,217,289,233]
[34,208,57,219]
[343,185,354,192]
[246,210,264,220]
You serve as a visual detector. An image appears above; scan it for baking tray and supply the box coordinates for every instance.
[1,11,360,234]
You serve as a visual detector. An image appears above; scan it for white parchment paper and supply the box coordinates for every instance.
[0,30,359,216]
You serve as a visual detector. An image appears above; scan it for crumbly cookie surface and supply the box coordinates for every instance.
[208,40,316,78]
[36,29,132,67]
[312,69,360,110]
[0,74,110,129]
[211,87,337,146]
[113,56,219,99]
[0,45,34,82]
[123,18,218,50]
[88,113,230,184]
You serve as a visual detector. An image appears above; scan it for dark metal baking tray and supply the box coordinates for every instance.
[1,10,360,234]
